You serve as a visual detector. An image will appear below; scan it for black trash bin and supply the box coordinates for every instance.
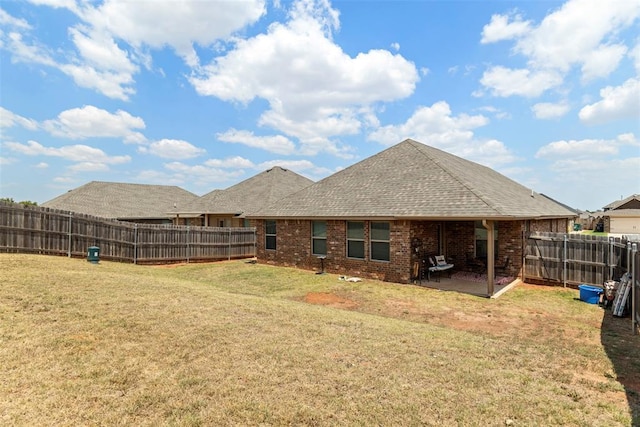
[87,246,100,264]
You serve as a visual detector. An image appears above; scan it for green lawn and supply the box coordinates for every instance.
[0,254,637,426]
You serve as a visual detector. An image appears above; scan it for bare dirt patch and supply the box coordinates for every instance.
[304,292,358,309]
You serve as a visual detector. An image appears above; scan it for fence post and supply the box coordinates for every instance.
[632,243,637,335]
[134,224,138,265]
[563,234,567,288]
[228,228,232,261]
[68,212,73,258]
[608,237,614,281]
[186,226,190,263]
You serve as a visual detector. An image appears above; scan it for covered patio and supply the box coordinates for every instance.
[414,271,521,298]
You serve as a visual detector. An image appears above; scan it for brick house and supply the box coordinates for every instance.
[248,139,576,295]
[172,166,314,227]
[598,194,640,235]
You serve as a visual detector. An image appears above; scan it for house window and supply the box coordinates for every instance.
[347,221,365,259]
[370,222,390,262]
[265,220,276,250]
[475,221,498,258]
[312,221,327,256]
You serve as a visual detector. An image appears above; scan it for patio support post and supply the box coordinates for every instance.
[483,219,495,297]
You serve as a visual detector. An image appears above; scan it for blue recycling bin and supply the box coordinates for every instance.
[87,246,100,264]
[578,284,602,304]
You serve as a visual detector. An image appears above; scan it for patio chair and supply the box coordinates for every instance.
[465,252,485,274]
[427,255,454,282]
[494,256,510,277]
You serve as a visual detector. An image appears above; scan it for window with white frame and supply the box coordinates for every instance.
[347,221,365,259]
[265,220,276,250]
[312,221,327,256]
[370,222,390,261]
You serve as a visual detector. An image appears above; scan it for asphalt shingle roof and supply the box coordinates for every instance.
[603,194,640,210]
[177,166,314,216]
[42,181,199,220]
[250,139,576,220]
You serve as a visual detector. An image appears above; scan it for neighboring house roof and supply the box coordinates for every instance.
[176,166,314,217]
[42,181,199,220]
[603,194,640,211]
[250,139,577,220]
[540,193,580,214]
[603,209,640,218]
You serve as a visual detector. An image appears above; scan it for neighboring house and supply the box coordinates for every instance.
[597,194,640,234]
[42,181,199,224]
[172,166,314,227]
[248,139,576,293]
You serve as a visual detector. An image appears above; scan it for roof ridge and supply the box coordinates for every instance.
[408,141,502,215]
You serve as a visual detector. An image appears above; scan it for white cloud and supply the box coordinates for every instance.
[217,129,296,155]
[477,105,511,120]
[4,31,57,67]
[481,13,532,44]
[390,42,400,51]
[204,156,255,169]
[479,0,640,98]
[83,0,266,67]
[531,101,571,119]
[2,1,265,98]
[368,101,517,167]
[369,101,488,146]
[0,156,16,165]
[42,105,146,142]
[580,44,628,82]
[579,78,640,124]
[0,107,39,130]
[138,139,205,159]
[535,133,636,159]
[35,162,48,169]
[514,0,639,73]
[58,63,136,101]
[630,42,640,72]
[4,140,131,164]
[0,8,32,29]
[67,161,110,173]
[161,162,245,185]
[68,27,138,75]
[190,0,418,156]
[480,66,563,98]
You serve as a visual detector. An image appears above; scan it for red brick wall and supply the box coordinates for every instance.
[253,217,568,284]
[255,219,412,283]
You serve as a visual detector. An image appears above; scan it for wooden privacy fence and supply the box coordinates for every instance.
[0,202,256,264]
[525,232,632,286]
[526,232,639,334]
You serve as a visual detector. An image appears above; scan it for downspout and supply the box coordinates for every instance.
[482,219,495,297]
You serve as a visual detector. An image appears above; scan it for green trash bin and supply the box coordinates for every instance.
[87,246,100,264]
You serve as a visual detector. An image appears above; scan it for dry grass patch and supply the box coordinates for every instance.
[0,254,637,426]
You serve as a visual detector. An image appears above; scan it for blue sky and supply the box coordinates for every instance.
[1,0,638,211]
